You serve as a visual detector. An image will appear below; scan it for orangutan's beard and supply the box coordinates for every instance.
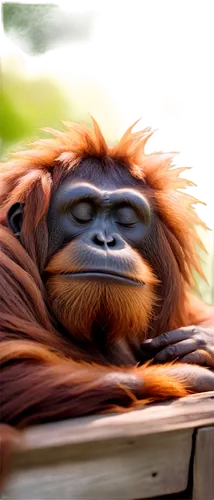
[46,276,156,344]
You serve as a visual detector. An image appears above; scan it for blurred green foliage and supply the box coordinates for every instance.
[1,0,99,57]
[0,51,125,159]
[194,240,214,305]
[0,52,85,158]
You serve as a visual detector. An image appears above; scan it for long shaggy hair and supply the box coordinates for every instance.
[0,119,206,349]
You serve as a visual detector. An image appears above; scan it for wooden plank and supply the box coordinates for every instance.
[3,429,193,500]
[193,426,214,500]
[11,392,214,457]
[2,392,214,500]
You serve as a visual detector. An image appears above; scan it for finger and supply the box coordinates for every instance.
[154,338,197,363]
[180,349,214,368]
[140,339,156,361]
[144,327,194,352]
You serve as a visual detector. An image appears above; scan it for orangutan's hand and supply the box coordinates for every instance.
[141,326,214,369]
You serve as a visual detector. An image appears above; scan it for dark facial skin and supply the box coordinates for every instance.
[47,177,151,286]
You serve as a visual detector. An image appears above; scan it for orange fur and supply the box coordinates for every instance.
[0,118,213,434]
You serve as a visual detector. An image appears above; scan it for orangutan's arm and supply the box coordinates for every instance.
[1,340,214,427]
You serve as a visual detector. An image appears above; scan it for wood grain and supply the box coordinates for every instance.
[193,426,214,500]
[2,392,214,500]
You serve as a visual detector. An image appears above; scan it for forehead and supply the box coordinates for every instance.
[60,157,144,191]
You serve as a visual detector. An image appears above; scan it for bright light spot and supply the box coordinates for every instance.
[152,8,176,24]
[136,57,208,161]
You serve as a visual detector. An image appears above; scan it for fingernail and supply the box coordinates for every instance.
[141,339,153,347]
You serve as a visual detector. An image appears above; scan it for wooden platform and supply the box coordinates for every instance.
[2,392,214,500]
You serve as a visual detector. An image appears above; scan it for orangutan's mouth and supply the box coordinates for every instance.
[63,270,144,286]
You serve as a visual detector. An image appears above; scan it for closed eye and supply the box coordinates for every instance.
[72,214,93,224]
[117,221,138,228]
